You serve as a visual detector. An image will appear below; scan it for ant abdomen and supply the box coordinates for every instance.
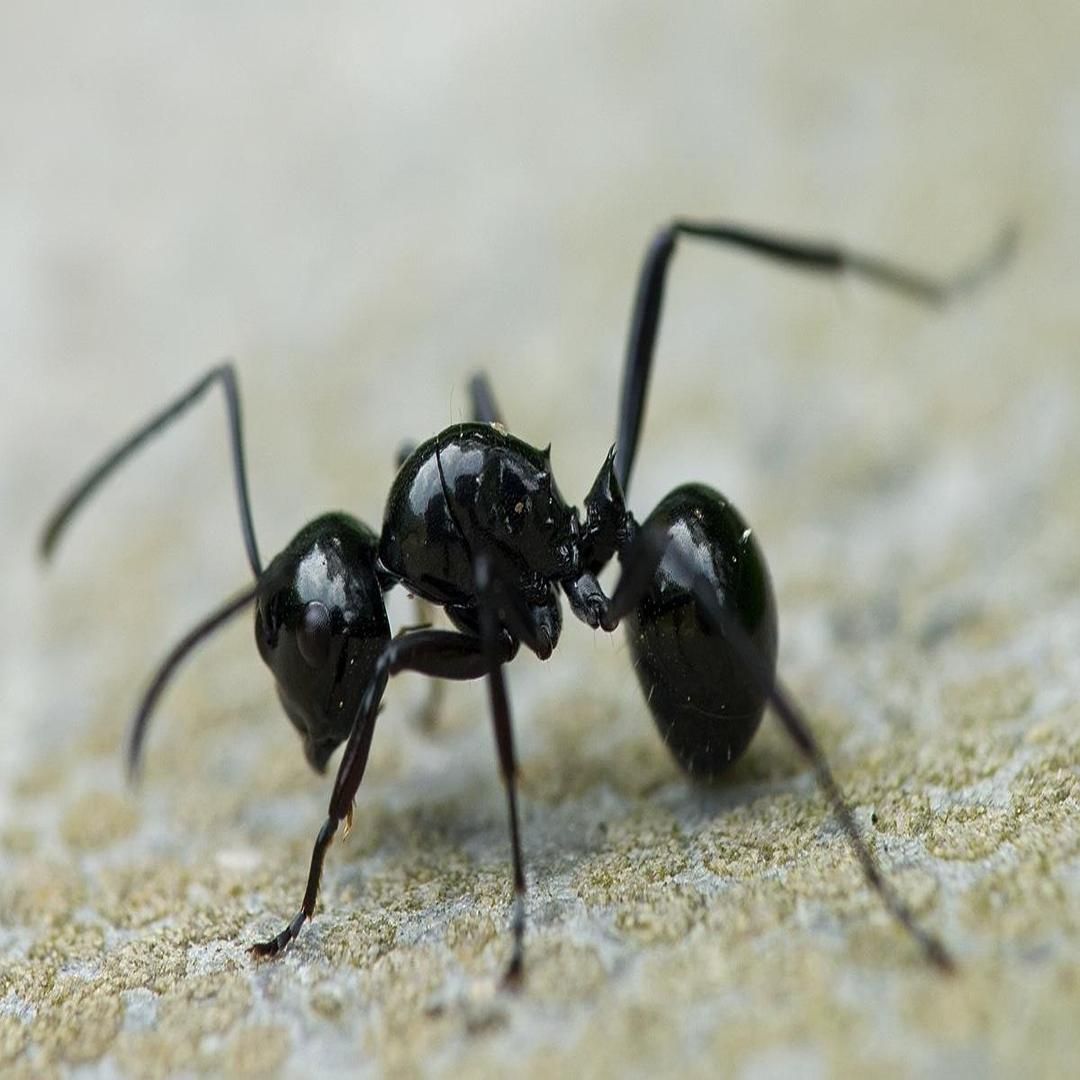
[625,483,778,778]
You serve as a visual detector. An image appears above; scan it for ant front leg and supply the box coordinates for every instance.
[597,506,954,972]
[250,628,508,958]
[390,598,447,733]
[468,371,504,426]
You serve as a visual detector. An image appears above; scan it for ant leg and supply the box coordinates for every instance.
[404,598,445,732]
[250,627,511,959]
[604,527,955,972]
[395,440,417,470]
[397,369,502,475]
[473,553,528,985]
[127,584,258,778]
[469,371,505,425]
[397,369,503,476]
[614,219,1016,495]
[40,362,263,576]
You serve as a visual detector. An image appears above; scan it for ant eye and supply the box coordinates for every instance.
[297,601,332,667]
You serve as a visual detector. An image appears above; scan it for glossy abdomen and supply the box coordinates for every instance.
[625,484,778,778]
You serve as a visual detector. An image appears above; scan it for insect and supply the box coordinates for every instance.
[40,218,1011,981]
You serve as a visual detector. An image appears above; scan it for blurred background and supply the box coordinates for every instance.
[2,2,1079,1076]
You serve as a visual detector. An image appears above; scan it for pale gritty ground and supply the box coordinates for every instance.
[2,4,1079,1078]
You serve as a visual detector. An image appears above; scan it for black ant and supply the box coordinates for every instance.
[40,218,1012,982]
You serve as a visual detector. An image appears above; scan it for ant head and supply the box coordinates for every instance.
[254,513,390,772]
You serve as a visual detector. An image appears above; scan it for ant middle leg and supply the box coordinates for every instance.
[468,371,504,425]
[444,559,560,982]
[472,553,531,985]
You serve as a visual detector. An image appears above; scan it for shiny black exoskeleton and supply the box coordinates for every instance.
[628,484,777,776]
[41,218,1012,978]
[254,513,390,772]
[380,424,578,651]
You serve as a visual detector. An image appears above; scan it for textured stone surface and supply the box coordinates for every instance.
[2,3,1079,1077]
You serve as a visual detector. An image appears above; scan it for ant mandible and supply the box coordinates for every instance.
[40,218,1012,982]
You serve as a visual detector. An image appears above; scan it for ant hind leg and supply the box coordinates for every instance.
[605,523,955,972]
[613,218,1016,496]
